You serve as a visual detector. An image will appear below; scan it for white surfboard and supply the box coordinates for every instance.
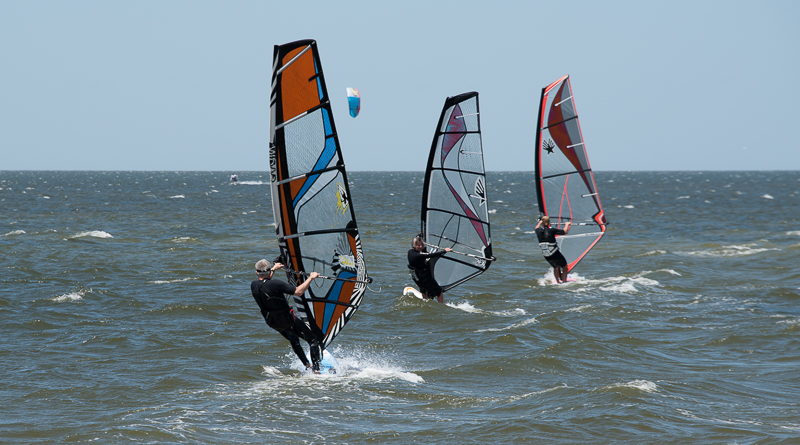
[317,349,338,375]
[403,286,425,300]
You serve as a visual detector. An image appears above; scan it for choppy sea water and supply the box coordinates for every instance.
[1,170,799,443]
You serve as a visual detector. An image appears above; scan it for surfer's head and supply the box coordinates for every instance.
[255,259,274,278]
[412,236,425,251]
[540,215,551,226]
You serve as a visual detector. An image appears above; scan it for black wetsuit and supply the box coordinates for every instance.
[535,226,567,267]
[250,278,320,370]
[407,248,448,297]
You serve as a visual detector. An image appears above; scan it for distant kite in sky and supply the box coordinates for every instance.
[346,87,361,118]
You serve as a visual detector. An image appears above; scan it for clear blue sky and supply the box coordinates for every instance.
[1,1,798,171]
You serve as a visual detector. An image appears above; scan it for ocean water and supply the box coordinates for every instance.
[1,170,799,443]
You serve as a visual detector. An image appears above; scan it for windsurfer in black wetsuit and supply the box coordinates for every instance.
[250,259,322,372]
[407,235,452,303]
[535,216,572,283]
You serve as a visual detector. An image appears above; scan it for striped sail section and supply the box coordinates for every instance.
[421,92,493,292]
[269,39,368,348]
[534,75,607,272]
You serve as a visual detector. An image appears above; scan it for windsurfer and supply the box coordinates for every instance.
[407,235,452,303]
[534,216,572,283]
[250,259,322,372]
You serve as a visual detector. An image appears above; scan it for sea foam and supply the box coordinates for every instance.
[604,380,658,393]
[685,243,778,257]
[69,231,113,239]
[52,291,84,302]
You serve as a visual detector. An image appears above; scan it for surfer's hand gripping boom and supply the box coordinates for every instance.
[422,241,496,262]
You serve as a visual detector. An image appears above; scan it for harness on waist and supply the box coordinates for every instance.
[539,241,559,257]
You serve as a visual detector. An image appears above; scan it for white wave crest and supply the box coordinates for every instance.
[446,301,480,313]
[537,271,586,286]
[602,276,659,293]
[488,209,497,214]
[350,367,424,383]
[637,249,667,257]
[761,194,774,200]
[557,272,660,294]
[684,243,778,257]
[601,281,640,293]
[565,304,592,312]
[147,277,197,284]
[169,194,185,199]
[445,301,526,317]
[605,379,658,392]
[476,317,538,332]
[3,230,26,236]
[169,236,197,243]
[260,366,285,377]
[492,308,528,317]
[52,291,84,302]
[787,231,800,237]
[70,231,113,239]
[297,348,425,383]
[238,180,266,185]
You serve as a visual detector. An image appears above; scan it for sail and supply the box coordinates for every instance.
[421,92,493,292]
[269,39,368,349]
[534,75,607,272]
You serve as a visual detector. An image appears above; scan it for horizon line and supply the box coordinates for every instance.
[2,169,799,173]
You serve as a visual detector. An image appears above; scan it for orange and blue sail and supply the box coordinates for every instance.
[268,39,369,348]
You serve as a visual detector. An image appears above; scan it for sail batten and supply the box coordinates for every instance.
[420,92,493,292]
[534,75,607,273]
[269,39,368,349]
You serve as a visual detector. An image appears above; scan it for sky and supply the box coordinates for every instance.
[1,1,798,171]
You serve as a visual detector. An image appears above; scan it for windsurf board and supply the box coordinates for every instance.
[403,286,425,300]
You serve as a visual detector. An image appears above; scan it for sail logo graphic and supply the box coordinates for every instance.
[336,254,356,271]
[470,177,487,206]
[543,139,556,154]
[335,182,349,214]
[331,233,358,273]
[268,143,279,182]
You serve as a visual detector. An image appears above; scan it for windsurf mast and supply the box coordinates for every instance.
[420,92,494,292]
[269,39,369,349]
[534,75,607,272]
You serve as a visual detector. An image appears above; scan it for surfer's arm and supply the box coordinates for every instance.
[293,272,320,296]
[424,249,450,259]
[563,222,572,234]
